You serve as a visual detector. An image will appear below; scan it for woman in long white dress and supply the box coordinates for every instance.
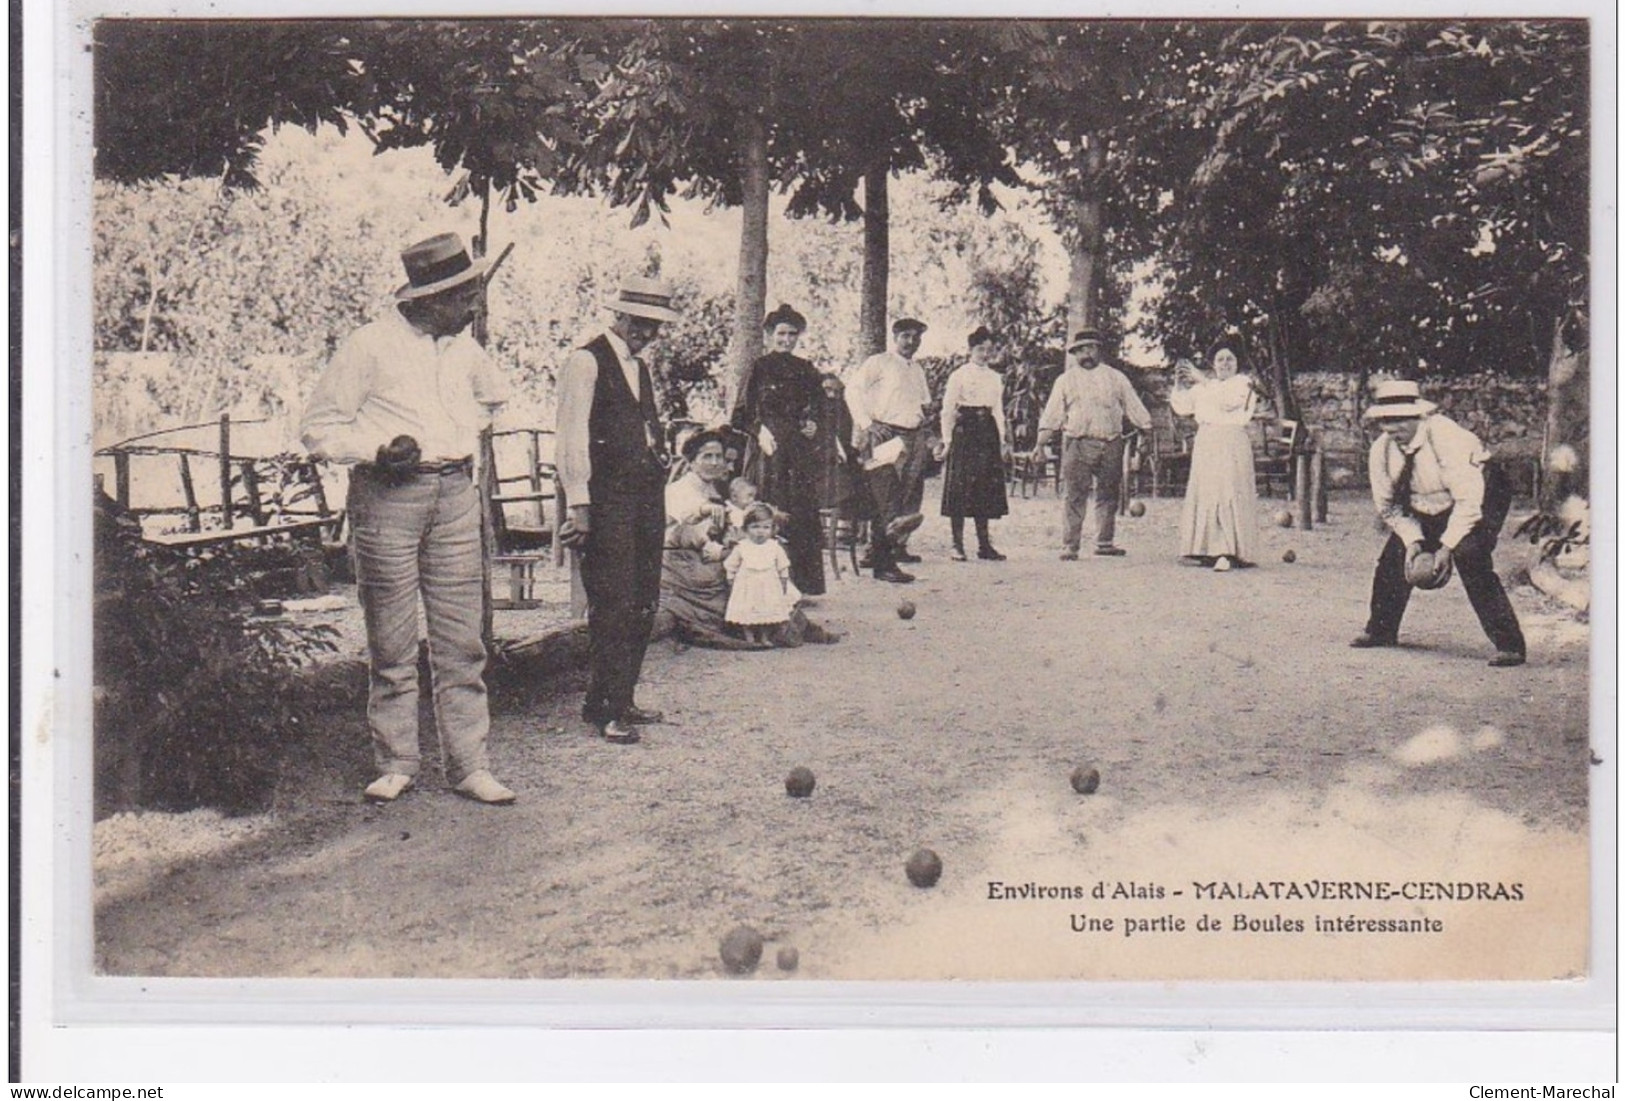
[1169,339,1261,569]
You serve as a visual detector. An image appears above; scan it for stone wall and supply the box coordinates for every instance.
[1291,371,1548,458]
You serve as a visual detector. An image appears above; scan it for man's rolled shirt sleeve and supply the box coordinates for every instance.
[555,347,599,507]
[1036,374,1067,437]
[1435,422,1490,549]
[300,330,381,463]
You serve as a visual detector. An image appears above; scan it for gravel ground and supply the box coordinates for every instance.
[93,485,1594,981]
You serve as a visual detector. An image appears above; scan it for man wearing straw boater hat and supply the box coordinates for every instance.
[555,275,682,744]
[301,232,517,805]
[1352,379,1526,667]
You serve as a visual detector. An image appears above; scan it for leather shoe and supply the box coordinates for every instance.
[977,546,1006,561]
[1094,545,1127,557]
[873,566,915,584]
[622,705,665,725]
[1349,633,1397,649]
[363,773,414,803]
[949,547,968,562]
[599,720,641,744]
[895,551,923,564]
[453,769,516,805]
[1489,651,1527,668]
[1059,550,1079,561]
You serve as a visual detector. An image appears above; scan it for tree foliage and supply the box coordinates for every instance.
[1115,20,1588,383]
[93,20,368,188]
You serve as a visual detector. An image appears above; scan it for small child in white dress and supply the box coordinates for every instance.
[724,502,801,645]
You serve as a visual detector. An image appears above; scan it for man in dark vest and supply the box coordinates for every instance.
[555,276,682,743]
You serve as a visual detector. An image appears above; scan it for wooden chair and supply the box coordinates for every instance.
[481,427,559,608]
[1007,440,1061,498]
[1145,406,1194,498]
[1255,419,1300,498]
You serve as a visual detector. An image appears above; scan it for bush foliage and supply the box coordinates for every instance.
[93,490,341,816]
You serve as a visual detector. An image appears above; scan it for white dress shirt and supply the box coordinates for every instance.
[300,309,507,464]
[845,350,930,439]
[554,328,643,507]
[939,361,1008,447]
[1368,413,1492,550]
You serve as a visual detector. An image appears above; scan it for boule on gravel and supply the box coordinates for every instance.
[896,600,917,620]
[784,766,816,798]
[1282,549,1297,563]
[719,925,765,974]
[1128,500,1146,517]
[1274,509,1294,528]
[1070,766,1101,795]
[776,946,800,972]
[905,848,943,888]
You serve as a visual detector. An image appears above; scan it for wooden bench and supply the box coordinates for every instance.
[97,414,341,557]
[144,516,336,550]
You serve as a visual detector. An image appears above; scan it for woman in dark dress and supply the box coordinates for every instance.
[731,304,827,595]
[937,325,1010,560]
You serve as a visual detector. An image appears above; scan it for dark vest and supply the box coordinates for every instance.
[585,334,667,499]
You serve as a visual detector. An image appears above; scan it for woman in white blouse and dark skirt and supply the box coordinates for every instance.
[1169,337,1262,570]
[936,326,1010,561]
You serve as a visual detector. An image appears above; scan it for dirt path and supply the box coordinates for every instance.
[94,488,1593,981]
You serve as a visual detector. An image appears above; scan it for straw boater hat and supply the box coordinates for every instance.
[1363,379,1438,421]
[394,233,489,301]
[607,275,682,323]
[1067,328,1105,351]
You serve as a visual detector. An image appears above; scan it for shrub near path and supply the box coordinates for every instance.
[94,490,1591,981]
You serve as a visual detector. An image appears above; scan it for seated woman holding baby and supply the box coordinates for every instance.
[657,427,838,649]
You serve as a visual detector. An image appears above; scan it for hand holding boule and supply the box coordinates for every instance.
[375,434,421,484]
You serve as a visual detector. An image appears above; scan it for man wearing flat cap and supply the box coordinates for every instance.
[556,275,682,743]
[1352,379,1526,666]
[1035,328,1152,559]
[301,232,516,805]
[845,317,932,583]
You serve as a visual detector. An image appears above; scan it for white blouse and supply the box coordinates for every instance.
[940,361,1008,447]
[1169,373,1257,427]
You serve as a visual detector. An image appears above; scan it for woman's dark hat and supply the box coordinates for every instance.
[968,325,997,348]
[763,303,807,332]
[394,233,488,301]
[892,317,928,335]
[1206,336,1246,365]
[679,427,731,461]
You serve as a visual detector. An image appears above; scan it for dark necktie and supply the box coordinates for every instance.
[1391,446,1417,513]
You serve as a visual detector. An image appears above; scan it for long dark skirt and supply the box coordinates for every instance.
[940,407,1009,518]
[743,423,826,596]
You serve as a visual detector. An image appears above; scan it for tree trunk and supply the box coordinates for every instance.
[1541,311,1588,509]
[472,180,492,349]
[859,168,890,357]
[728,111,770,407]
[1265,309,1299,424]
[1064,138,1105,339]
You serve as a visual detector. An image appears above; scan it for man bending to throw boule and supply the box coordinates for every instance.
[1351,379,1526,667]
